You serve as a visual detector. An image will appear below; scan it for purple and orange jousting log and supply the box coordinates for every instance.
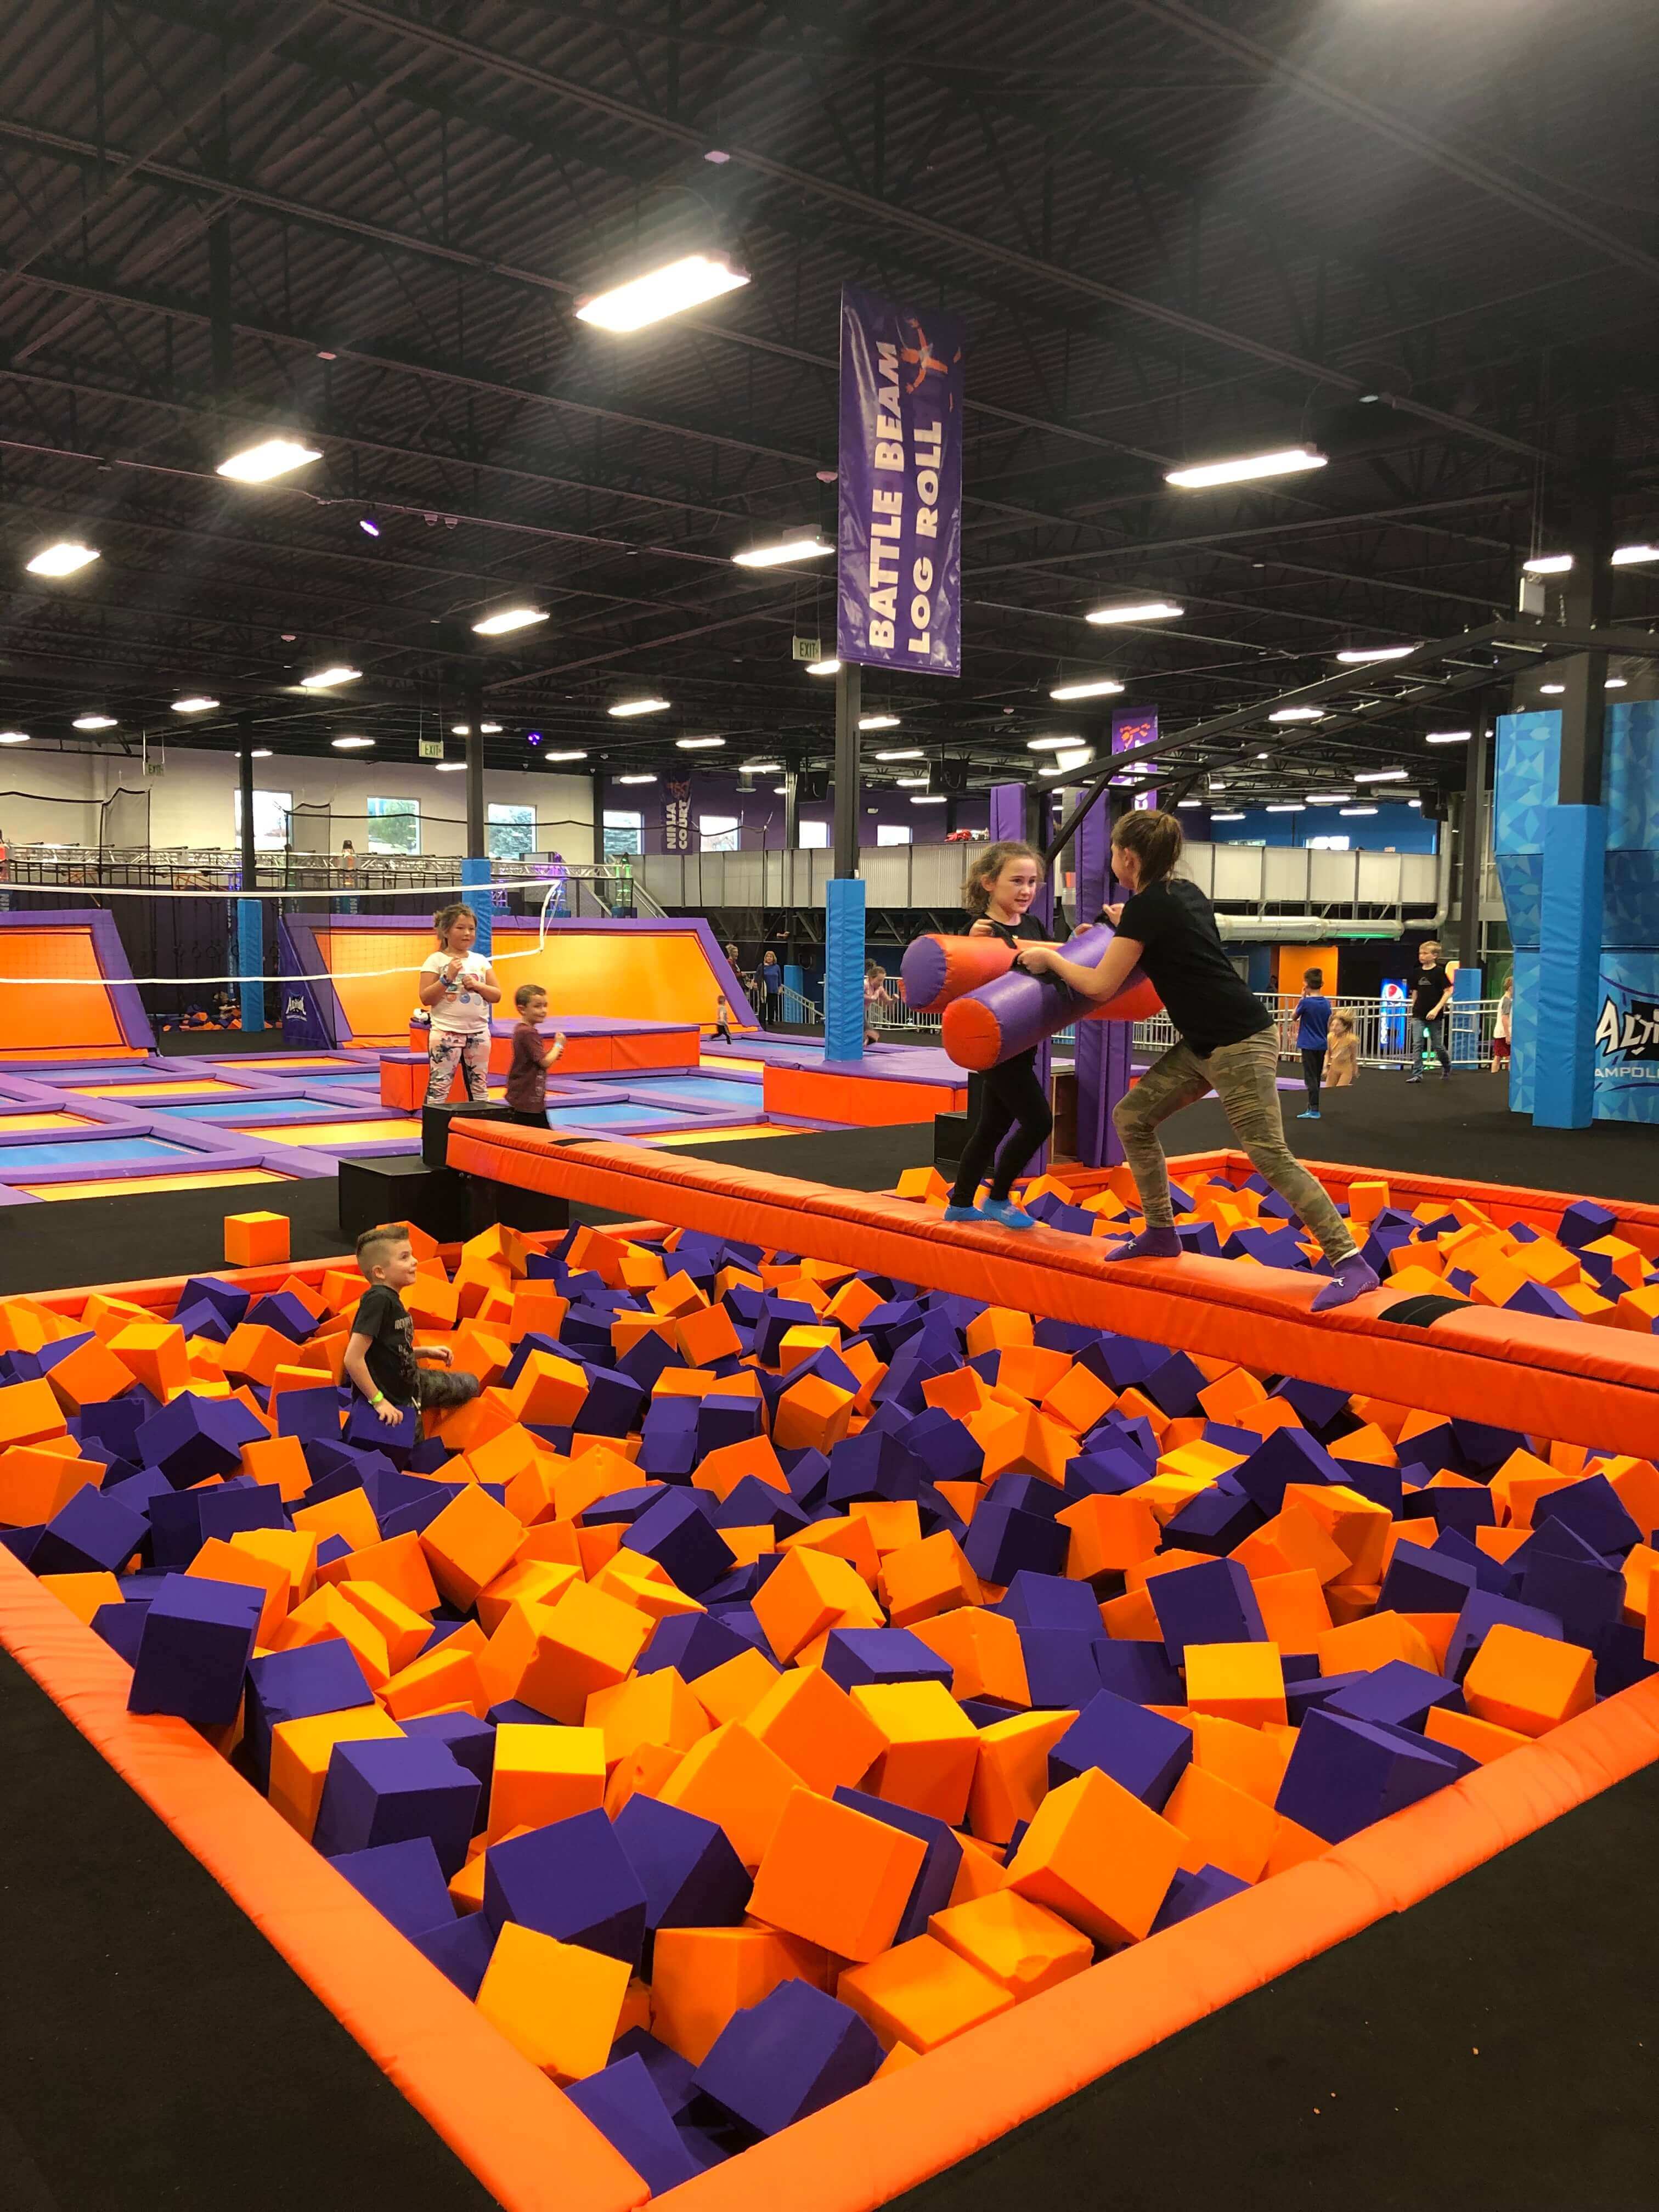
[901,923,1163,1072]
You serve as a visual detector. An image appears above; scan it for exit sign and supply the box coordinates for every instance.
[791,636,822,662]
[419,736,444,759]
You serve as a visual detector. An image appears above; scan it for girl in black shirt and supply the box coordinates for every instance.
[1015,810,1379,1311]
[945,840,1054,1229]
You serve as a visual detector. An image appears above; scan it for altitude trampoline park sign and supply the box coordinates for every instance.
[837,286,964,676]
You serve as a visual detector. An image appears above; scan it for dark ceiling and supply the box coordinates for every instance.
[0,0,1656,808]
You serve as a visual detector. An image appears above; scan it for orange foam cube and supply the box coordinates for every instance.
[748,1786,927,1962]
[691,1648,782,1728]
[1463,1622,1595,1737]
[379,1639,488,1722]
[41,1335,140,1414]
[335,1530,441,1617]
[753,1545,882,1662]
[37,1570,122,1625]
[224,1211,290,1268]
[838,1933,1014,2052]
[881,1532,983,1628]
[269,1707,402,1837]
[1424,1704,1531,1764]
[476,1926,630,2084]
[772,1373,856,1454]
[0,1444,102,1528]
[967,1707,1079,1846]
[585,1668,709,1772]
[964,1307,1034,1358]
[650,1927,822,2064]
[1184,1641,1286,1729]
[239,1433,312,1502]
[674,1303,742,1367]
[1188,1712,1293,1808]
[1347,1178,1390,1223]
[229,1526,318,1609]
[658,1722,802,1870]
[188,1536,291,1645]
[1039,1361,1117,1437]
[269,1583,390,1686]
[419,1482,524,1609]
[1057,1492,1161,1582]
[505,1349,589,1428]
[335,1578,432,1673]
[1008,1768,1182,1946]
[745,1663,886,1796]
[850,1680,980,1826]
[487,1722,606,1839]
[928,1889,1092,2004]
[909,1606,1029,1707]
[1316,1610,1436,1677]
[1163,1762,1277,1884]
[0,1377,69,1451]
[1249,1567,1334,1653]
[292,1485,381,1555]
[502,1581,653,1723]
[1490,1448,1574,1528]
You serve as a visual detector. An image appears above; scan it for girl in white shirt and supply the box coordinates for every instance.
[418,902,501,1105]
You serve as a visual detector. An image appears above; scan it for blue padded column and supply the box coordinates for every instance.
[237,899,263,1033]
[1533,804,1605,1128]
[825,876,866,1063]
[460,855,493,957]
[1450,962,1483,1069]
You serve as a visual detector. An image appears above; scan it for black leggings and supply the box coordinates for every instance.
[950,1050,1053,1207]
[1301,1047,1325,1112]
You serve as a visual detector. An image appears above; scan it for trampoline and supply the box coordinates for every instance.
[17,1167,290,1200]
[0,1135,193,1168]
[244,1118,421,1148]
[167,1100,354,1124]
[619,1075,765,1105]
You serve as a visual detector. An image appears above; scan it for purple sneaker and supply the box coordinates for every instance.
[1310,1254,1381,1312]
[1100,1226,1182,1263]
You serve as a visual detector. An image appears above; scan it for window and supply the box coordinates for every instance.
[797,820,829,849]
[603,809,642,858]
[232,788,292,851]
[366,796,421,855]
[487,802,536,860]
[699,814,740,853]
[876,824,912,847]
[1307,834,1351,852]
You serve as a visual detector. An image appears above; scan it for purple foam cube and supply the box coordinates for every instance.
[1150,1862,1250,1932]
[275,1385,345,1444]
[127,1573,262,1725]
[1517,1549,1623,1647]
[611,2028,699,2121]
[996,1570,1101,1635]
[824,1430,929,1511]
[821,1627,953,1694]
[178,1275,251,1328]
[482,1808,647,1966]
[711,1478,810,1537]
[136,1392,250,1488]
[245,1639,376,1791]
[1444,1590,1565,1680]
[893,1407,982,1485]
[622,1487,736,1597]
[1148,1557,1266,1662]
[1424,1484,1496,1537]
[575,1364,646,1440]
[1139,1351,1206,1418]
[1431,1526,1516,1597]
[328,1835,455,1939]
[77,1393,149,1464]
[148,1481,286,1572]
[1556,1198,1617,1251]
[245,1290,317,1344]
[313,1735,481,1877]
[691,1979,882,2137]
[412,1911,496,2000]
[1163,1480,1265,1558]
[1285,1669,1371,1724]
[1094,1639,1185,1707]
[92,1597,151,1666]
[1322,1660,1463,1732]
[342,1396,419,1458]
[964,1500,1069,1586]
[1233,1427,1344,1515]
[1065,1447,1148,1501]
[634,1611,754,1682]
[1532,1474,1642,1558]
[612,1793,752,1930]
[566,2055,703,2195]
[31,1485,148,1577]
[697,1393,764,1457]
[1019,1627,1106,1710]
[1048,1688,1193,1809]
[403,1709,496,1807]
[1268,1376,1350,1434]
[1448,1418,1527,1470]
[1276,1707,1463,1843]
[640,1397,699,1479]
[1592,1617,1657,1697]
[832,1785,961,1943]
[1378,1541,1480,1617]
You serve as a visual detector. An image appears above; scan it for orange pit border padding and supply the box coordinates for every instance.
[447,1127,1659,1458]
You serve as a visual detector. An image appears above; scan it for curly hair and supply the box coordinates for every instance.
[962,839,1044,917]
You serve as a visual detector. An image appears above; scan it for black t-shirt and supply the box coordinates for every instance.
[353,1284,418,1405]
[973,914,1048,948]
[1115,877,1272,1058]
[1411,962,1452,1019]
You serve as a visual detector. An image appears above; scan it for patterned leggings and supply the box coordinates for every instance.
[425,1028,491,1106]
[1113,1026,1357,1265]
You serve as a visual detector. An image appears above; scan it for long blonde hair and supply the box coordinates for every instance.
[963,839,1044,917]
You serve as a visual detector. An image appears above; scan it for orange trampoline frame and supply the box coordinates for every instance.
[3,1158,1659,2212]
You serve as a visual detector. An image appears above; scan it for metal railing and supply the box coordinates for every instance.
[1132,992,1505,1069]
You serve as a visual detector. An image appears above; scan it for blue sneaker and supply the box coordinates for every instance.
[979,1197,1037,1231]
[1296,1109,1322,1120]
[943,1203,984,1222]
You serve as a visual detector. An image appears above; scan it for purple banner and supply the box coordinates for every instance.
[1112,708,1159,811]
[837,286,964,676]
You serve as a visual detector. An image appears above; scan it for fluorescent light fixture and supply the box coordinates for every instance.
[731,534,832,568]
[896,776,930,787]
[481,721,502,733]
[26,540,99,577]
[1266,803,1305,812]
[874,748,923,761]
[251,748,273,759]
[772,785,786,794]
[1084,600,1183,625]
[1256,751,1271,760]
[331,734,374,749]
[1027,736,1083,752]
[1335,645,1415,664]
[608,697,671,718]
[544,749,588,761]
[1611,544,1659,566]
[910,794,947,805]
[1176,799,1204,809]
[1305,792,1352,803]
[676,736,725,750]
[0,730,29,745]
[73,713,117,730]
[1212,811,1245,821]
[616,772,657,785]
[217,436,320,483]
[1522,553,1573,575]
[359,516,380,537]
[472,606,548,636]
[1039,750,1095,779]
[575,251,749,334]
[1606,677,1628,690]
[1340,805,1378,816]
[171,695,219,713]
[1165,445,1325,490]
[1426,730,1471,743]
[451,724,470,736]
[806,658,841,676]
[1049,678,1125,701]
[1407,798,1423,808]
[1353,768,1408,782]
[1268,706,1324,723]
[741,760,781,772]
[434,760,466,771]
[1540,683,1565,695]
[300,664,360,689]
[859,714,900,731]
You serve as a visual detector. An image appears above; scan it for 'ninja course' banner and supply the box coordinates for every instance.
[837,286,964,676]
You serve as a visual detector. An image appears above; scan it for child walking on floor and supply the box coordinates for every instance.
[1326,1010,1358,1088]
[345,1223,480,1426]
[1293,966,1331,1121]
[1014,810,1379,1310]
[419,902,500,1107]
[945,840,1053,1231]
[504,981,566,1125]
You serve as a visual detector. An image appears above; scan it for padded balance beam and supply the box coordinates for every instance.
[444,1125,1659,1459]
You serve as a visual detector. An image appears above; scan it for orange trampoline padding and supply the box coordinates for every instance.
[0,926,134,1059]
[763,1066,969,1127]
[0,1549,646,2212]
[444,1129,1659,1457]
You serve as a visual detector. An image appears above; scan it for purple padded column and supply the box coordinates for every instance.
[1074,785,1132,1166]
[989,781,1048,1175]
